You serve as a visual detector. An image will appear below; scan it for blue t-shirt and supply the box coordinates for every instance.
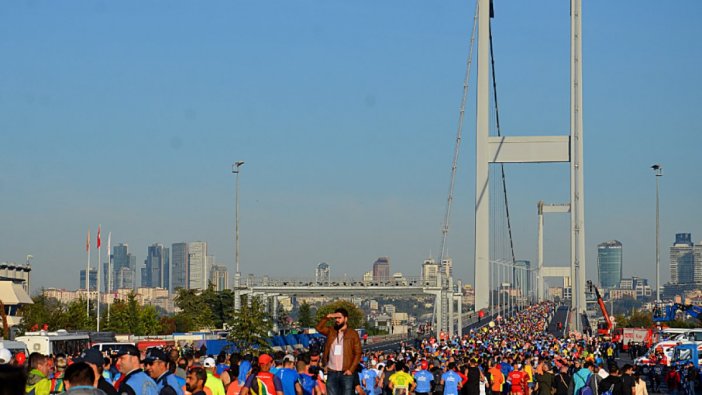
[239,361,252,384]
[413,370,433,393]
[441,371,462,395]
[361,369,379,394]
[275,368,300,395]
[298,373,317,395]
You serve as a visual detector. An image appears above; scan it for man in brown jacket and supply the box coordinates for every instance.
[316,307,362,395]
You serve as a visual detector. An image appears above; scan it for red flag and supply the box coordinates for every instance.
[86,231,90,252]
[97,225,101,249]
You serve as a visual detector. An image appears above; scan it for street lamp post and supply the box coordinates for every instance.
[233,161,245,311]
[652,164,662,303]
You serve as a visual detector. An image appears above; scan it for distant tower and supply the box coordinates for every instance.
[597,240,623,288]
[143,243,170,290]
[422,258,439,285]
[671,233,696,284]
[315,262,330,284]
[112,243,137,290]
[372,257,390,281]
[171,242,189,290]
[441,257,453,277]
[514,260,531,297]
[79,268,98,291]
[210,265,228,291]
[188,241,209,290]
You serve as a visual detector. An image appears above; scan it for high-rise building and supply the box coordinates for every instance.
[441,257,453,277]
[79,268,97,291]
[116,266,135,290]
[142,244,170,290]
[315,262,330,284]
[514,260,532,297]
[171,242,189,290]
[188,241,209,290]
[671,233,696,284]
[597,240,623,288]
[112,243,137,290]
[210,265,228,291]
[422,258,439,285]
[372,257,390,281]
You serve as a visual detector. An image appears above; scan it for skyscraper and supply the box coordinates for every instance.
[671,233,696,284]
[514,260,532,297]
[421,258,439,285]
[210,265,228,291]
[142,244,170,290]
[597,240,623,288]
[79,268,97,291]
[112,243,136,290]
[188,241,209,290]
[372,257,390,281]
[315,262,330,284]
[171,242,189,290]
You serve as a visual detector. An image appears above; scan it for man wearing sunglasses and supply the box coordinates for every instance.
[144,348,183,395]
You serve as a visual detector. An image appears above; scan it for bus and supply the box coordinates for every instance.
[16,330,90,356]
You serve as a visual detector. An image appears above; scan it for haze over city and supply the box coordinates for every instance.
[1,1,701,293]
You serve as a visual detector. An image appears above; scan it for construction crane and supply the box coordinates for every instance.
[653,303,702,323]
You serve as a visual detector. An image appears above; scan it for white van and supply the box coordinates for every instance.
[0,340,29,355]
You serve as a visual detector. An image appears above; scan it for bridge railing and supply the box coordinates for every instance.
[245,276,439,288]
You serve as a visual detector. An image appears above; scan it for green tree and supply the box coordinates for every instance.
[17,292,64,333]
[316,300,365,329]
[101,292,161,335]
[174,289,215,331]
[298,302,313,328]
[58,298,94,330]
[201,286,236,328]
[227,295,272,353]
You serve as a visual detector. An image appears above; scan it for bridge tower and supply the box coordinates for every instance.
[473,0,587,331]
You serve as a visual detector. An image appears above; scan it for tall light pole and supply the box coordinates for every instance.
[233,161,245,311]
[652,164,662,303]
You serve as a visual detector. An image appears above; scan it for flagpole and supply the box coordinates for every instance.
[97,225,101,331]
[86,230,91,319]
[107,232,112,322]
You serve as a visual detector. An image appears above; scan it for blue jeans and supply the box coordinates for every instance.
[327,370,355,395]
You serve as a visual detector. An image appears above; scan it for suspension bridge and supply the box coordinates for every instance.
[236,0,590,336]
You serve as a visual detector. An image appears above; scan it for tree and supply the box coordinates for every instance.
[227,295,272,353]
[58,298,94,331]
[173,288,215,331]
[102,292,161,335]
[201,286,236,329]
[298,302,313,328]
[17,293,64,333]
[316,300,365,330]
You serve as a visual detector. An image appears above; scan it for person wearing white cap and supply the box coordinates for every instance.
[204,357,225,395]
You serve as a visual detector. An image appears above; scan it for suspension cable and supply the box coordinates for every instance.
[489,19,517,267]
[439,0,479,267]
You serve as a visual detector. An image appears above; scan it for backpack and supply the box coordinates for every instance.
[601,384,615,395]
[577,384,594,395]
[575,372,593,395]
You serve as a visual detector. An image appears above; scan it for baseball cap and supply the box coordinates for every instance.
[0,348,11,364]
[76,349,105,366]
[116,345,140,358]
[258,354,273,365]
[283,354,295,363]
[420,360,429,370]
[143,348,169,364]
[204,357,216,368]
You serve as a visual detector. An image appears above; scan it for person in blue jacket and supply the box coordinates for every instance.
[144,348,184,395]
[117,345,159,395]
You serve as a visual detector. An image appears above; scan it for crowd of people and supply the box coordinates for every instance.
[0,302,699,395]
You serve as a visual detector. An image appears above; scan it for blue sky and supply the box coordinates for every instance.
[1,1,700,293]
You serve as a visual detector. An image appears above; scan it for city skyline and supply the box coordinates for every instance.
[2,1,701,292]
